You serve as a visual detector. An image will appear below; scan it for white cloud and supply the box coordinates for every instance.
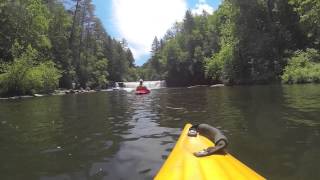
[111,0,216,65]
[112,0,187,63]
[192,0,214,15]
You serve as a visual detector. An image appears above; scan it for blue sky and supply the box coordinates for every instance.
[92,0,221,66]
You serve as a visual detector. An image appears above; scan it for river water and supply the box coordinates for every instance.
[0,85,319,180]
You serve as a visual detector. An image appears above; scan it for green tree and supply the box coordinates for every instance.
[47,0,73,88]
[0,42,60,96]
[0,0,51,61]
[289,0,320,48]
[282,49,320,83]
[0,0,136,96]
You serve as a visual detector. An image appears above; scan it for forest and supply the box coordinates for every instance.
[0,0,137,96]
[140,0,320,86]
[1,0,320,96]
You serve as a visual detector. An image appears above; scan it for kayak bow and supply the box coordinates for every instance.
[155,124,265,180]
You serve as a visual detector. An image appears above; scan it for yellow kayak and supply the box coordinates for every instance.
[155,124,265,180]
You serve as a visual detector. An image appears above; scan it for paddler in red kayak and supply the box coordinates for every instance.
[136,79,150,94]
[136,79,146,90]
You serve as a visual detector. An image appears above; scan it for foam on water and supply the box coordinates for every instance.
[114,80,166,92]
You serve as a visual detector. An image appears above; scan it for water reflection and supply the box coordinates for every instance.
[0,85,319,180]
[101,92,179,180]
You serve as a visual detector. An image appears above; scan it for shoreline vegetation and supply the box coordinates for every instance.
[138,0,320,87]
[0,0,136,98]
[1,0,320,98]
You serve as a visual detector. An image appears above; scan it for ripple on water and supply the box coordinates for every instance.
[104,141,113,149]
[41,146,63,154]
[139,168,152,174]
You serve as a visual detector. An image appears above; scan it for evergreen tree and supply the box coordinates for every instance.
[0,0,136,96]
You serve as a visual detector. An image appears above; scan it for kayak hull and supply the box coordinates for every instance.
[135,89,150,95]
[155,124,265,180]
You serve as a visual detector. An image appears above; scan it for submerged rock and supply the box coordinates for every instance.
[210,84,224,87]
[34,94,45,97]
[188,85,208,88]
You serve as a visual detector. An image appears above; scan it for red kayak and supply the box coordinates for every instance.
[135,86,150,95]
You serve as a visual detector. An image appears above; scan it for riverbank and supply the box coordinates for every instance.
[0,89,98,100]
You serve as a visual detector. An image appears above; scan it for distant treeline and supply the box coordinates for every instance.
[140,0,320,86]
[0,0,137,96]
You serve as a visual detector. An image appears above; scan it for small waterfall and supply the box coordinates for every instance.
[114,80,166,91]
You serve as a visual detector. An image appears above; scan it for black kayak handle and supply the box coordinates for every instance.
[188,124,228,157]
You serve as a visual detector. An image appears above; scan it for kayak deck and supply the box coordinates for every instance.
[155,124,265,180]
